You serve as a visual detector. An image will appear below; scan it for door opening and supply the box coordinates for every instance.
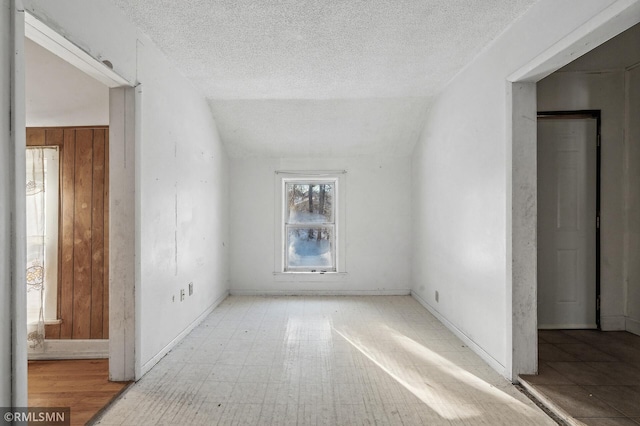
[23,9,135,382]
[537,110,601,330]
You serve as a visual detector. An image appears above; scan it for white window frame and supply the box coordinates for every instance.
[42,147,60,323]
[283,178,337,272]
[274,171,347,275]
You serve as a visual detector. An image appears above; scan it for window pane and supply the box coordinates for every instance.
[286,183,334,223]
[287,227,334,269]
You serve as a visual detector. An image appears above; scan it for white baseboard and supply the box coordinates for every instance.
[600,315,626,331]
[229,289,411,296]
[626,317,640,336]
[28,339,109,360]
[410,290,507,379]
[138,290,229,378]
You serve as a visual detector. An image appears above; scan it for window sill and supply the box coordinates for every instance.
[273,272,348,282]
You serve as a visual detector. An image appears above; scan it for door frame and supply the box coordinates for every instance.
[10,4,138,404]
[537,110,602,329]
[23,11,138,381]
[507,1,640,381]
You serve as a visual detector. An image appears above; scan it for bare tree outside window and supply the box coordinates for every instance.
[284,180,336,271]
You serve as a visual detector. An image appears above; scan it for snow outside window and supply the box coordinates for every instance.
[284,179,337,272]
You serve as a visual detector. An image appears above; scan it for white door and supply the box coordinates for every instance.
[537,117,598,329]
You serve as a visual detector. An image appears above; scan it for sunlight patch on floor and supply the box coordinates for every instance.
[334,322,542,420]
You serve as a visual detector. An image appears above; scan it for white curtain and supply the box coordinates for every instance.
[26,148,47,350]
[26,146,60,351]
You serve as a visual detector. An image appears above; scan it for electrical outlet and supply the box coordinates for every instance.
[188,282,193,296]
[435,290,439,303]
[180,289,185,301]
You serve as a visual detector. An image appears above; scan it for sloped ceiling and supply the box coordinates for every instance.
[560,22,640,72]
[109,0,538,157]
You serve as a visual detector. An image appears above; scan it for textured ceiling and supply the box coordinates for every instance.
[210,98,430,158]
[108,0,538,156]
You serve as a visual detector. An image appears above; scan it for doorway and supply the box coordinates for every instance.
[537,111,600,330]
[25,128,110,350]
[21,9,136,383]
[24,23,111,359]
[507,2,640,380]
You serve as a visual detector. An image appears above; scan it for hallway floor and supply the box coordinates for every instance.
[520,329,640,426]
[28,359,130,426]
[95,296,554,425]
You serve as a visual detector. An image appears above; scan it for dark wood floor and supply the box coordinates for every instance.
[520,330,640,426]
[28,359,130,426]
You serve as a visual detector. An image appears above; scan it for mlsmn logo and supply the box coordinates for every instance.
[2,407,70,425]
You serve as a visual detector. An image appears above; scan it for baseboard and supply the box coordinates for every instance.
[626,317,640,336]
[600,315,626,331]
[229,289,411,296]
[138,290,229,378]
[28,339,109,360]
[538,324,598,330]
[410,290,507,378]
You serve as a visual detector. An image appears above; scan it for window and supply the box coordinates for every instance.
[275,170,346,277]
[26,147,60,328]
[283,178,338,272]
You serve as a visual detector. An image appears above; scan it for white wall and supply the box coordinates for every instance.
[25,37,109,126]
[136,39,230,372]
[22,0,230,376]
[1,0,13,405]
[410,0,631,379]
[230,157,411,295]
[627,65,640,335]
[538,71,626,330]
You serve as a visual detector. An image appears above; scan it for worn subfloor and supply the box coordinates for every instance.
[95,296,555,425]
[28,359,131,426]
[520,329,640,426]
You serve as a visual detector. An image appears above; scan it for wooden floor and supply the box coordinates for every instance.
[29,359,130,426]
[521,330,640,425]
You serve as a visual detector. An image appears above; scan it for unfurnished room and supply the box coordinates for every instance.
[1,1,640,425]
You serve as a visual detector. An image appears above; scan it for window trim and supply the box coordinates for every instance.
[283,178,337,272]
[274,171,347,275]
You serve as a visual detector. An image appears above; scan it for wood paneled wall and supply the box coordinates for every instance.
[27,127,109,340]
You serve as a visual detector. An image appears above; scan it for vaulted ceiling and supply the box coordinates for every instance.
[108,0,538,157]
